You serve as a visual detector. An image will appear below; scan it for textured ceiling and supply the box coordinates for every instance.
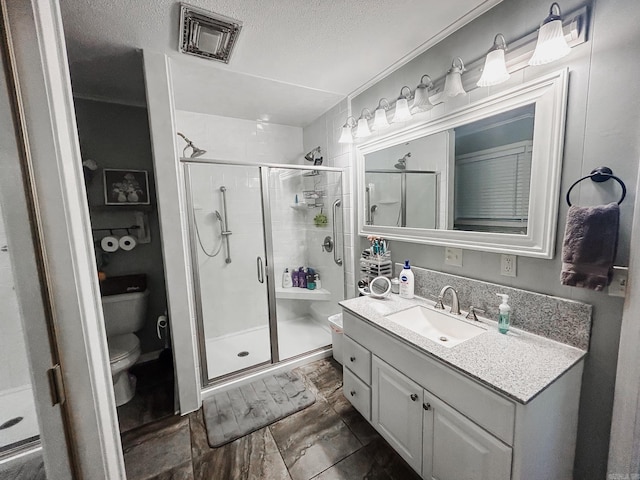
[60,0,501,124]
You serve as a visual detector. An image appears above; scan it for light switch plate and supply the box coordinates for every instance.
[445,247,463,267]
[501,254,517,277]
[608,266,628,298]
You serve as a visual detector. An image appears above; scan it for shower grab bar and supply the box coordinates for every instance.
[365,186,372,225]
[220,186,232,263]
[256,256,264,283]
[332,199,343,266]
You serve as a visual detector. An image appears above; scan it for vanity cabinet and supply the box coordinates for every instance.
[341,308,583,480]
[423,387,511,480]
[372,356,423,472]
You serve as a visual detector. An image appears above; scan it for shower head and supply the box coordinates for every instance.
[394,152,411,170]
[177,132,207,158]
[304,146,322,165]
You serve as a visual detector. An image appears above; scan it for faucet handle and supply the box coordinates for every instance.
[465,306,485,321]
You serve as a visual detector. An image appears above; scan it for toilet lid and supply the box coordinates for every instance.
[109,334,140,363]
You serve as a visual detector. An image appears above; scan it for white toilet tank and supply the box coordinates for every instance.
[101,290,150,337]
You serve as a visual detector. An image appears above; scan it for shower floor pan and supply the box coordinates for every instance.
[206,316,331,380]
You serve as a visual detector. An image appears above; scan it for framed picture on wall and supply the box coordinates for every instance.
[103,169,150,205]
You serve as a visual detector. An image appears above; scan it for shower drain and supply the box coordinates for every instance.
[0,417,23,430]
[237,351,249,357]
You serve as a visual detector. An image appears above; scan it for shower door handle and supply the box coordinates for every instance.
[332,199,343,266]
[256,257,265,283]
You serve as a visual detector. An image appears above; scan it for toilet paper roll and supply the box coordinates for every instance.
[118,235,137,251]
[100,236,119,252]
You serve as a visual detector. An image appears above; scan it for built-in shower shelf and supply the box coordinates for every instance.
[275,286,331,301]
[290,204,320,210]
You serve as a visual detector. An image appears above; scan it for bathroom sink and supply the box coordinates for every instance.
[385,305,486,348]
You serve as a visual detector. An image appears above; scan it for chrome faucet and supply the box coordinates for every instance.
[435,285,461,315]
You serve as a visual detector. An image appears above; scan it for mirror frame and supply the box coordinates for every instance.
[356,69,569,259]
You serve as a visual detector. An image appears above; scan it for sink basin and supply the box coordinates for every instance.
[385,305,486,348]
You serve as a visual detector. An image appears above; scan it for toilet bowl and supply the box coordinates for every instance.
[101,289,149,406]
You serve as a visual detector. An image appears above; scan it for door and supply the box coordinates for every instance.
[267,167,343,361]
[2,1,127,477]
[372,356,423,473]
[186,163,273,380]
[423,391,512,480]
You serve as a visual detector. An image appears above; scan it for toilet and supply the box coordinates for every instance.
[101,289,150,406]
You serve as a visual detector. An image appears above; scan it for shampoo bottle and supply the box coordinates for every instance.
[282,268,293,288]
[496,294,511,334]
[399,260,414,299]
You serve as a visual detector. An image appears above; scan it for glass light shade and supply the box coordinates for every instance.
[529,19,570,66]
[355,117,372,138]
[411,86,434,113]
[443,70,466,98]
[392,98,412,123]
[338,125,353,144]
[372,107,390,130]
[477,48,511,87]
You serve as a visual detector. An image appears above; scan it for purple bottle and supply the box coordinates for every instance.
[292,267,299,287]
[299,267,307,288]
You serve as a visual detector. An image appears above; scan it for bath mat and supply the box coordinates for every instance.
[203,370,315,447]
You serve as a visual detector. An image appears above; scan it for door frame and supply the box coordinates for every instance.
[1,1,124,478]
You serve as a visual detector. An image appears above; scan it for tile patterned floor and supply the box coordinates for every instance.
[123,357,422,480]
[0,358,421,480]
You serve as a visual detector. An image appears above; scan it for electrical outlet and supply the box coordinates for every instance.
[501,254,517,277]
[445,247,463,267]
[608,266,628,298]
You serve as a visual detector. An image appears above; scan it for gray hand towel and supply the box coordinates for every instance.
[560,202,619,291]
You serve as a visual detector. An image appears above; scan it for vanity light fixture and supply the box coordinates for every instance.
[477,34,511,87]
[372,99,391,131]
[391,86,413,123]
[338,116,357,144]
[443,57,466,99]
[529,2,571,66]
[355,109,373,138]
[411,75,435,113]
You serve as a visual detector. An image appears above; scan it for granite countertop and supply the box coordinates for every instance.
[339,294,587,404]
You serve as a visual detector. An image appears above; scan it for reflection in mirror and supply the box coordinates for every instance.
[454,104,534,234]
[364,132,448,229]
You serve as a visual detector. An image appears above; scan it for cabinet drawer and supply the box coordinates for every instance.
[344,367,371,420]
[344,335,371,384]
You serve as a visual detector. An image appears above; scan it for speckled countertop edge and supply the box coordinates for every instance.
[339,294,587,404]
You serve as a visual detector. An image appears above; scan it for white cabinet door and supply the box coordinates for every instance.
[372,356,423,473]
[423,391,512,480]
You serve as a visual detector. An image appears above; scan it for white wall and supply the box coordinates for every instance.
[0,202,31,392]
[175,110,305,337]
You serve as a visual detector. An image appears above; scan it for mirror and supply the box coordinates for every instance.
[356,69,568,258]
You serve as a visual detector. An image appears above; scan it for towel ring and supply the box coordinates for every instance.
[566,166,627,206]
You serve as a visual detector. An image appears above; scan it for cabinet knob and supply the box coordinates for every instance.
[350,390,356,397]
[350,356,356,362]
[410,393,418,401]
[423,403,431,411]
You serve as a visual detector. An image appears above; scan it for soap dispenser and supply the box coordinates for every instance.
[496,294,511,334]
[399,260,414,299]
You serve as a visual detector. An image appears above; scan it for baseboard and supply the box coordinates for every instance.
[137,349,163,365]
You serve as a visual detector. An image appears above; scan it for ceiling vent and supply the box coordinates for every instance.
[179,4,242,64]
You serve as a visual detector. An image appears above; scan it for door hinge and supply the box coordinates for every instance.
[47,364,66,406]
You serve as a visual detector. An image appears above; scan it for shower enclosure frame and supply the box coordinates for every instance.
[182,158,346,388]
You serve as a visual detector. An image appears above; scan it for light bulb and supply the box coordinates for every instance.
[529,3,571,66]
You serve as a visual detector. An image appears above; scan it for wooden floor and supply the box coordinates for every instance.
[0,358,421,480]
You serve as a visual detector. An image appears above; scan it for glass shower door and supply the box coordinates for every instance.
[186,163,272,380]
[267,167,344,361]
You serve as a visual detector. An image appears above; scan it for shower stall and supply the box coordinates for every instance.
[183,160,345,384]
